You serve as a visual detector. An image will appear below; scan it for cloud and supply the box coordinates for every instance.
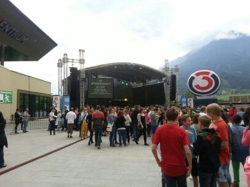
[4,0,250,95]
[215,30,245,40]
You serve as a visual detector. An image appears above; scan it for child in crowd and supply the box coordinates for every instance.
[193,115,221,187]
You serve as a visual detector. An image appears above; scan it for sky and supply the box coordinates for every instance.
[4,0,250,94]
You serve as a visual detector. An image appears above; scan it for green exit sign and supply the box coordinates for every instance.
[0,90,12,104]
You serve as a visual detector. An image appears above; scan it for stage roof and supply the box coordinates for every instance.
[0,0,57,61]
[85,62,166,83]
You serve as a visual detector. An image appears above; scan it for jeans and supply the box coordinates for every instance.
[0,145,4,166]
[132,123,138,140]
[114,126,118,143]
[57,121,62,131]
[95,126,103,147]
[50,120,56,135]
[62,119,67,131]
[23,120,28,131]
[199,171,217,187]
[118,129,126,146]
[109,126,117,146]
[130,124,133,136]
[161,169,166,187]
[164,172,187,187]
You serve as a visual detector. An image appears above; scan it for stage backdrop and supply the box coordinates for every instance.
[132,83,165,106]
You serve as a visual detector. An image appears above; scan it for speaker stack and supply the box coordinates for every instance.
[170,74,176,101]
[70,67,78,101]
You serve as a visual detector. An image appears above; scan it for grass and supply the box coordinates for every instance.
[216,94,250,101]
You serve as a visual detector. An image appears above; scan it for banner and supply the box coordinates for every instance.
[0,90,12,104]
[187,97,194,108]
[52,95,60,111]
[181,96,187,107]
[62,95,70,113]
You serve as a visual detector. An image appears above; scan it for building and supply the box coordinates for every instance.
[0,0,57,120]
[0,65,52,120]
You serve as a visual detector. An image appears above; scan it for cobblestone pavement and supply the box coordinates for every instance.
[0,125,246,187]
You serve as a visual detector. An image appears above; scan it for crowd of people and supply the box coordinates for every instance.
[45,103,250,187]
[47,104,163,148]
[1,103,250,187]
[152,104,250,187]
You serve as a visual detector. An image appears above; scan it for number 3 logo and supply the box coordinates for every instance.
[187,70,220,96]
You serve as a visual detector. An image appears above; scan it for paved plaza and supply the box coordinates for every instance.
[0,124,247,187]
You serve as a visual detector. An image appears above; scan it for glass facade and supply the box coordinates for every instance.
[19,93,52,117]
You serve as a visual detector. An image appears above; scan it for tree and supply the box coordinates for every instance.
[183,91,196,98]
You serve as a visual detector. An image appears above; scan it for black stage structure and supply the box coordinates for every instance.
[68,63,166,107]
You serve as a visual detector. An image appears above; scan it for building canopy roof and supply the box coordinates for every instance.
[85,62,165,83]
[0,0,57,61]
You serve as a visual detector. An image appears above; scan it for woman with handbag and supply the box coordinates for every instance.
[0,111,8,168]
[108,108,116,147]
[135,108,149,146]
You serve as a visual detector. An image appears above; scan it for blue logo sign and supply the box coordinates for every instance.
[62,95,70,113]
[181,96,187,107]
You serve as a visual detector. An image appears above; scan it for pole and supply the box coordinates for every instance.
[0,43,5,66]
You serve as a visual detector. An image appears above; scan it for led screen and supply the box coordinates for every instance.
[88,78,114,98]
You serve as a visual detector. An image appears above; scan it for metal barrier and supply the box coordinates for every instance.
[8,117,50,134]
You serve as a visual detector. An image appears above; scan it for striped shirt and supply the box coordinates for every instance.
[92,111,104,126]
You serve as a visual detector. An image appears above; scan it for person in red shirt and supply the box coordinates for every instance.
[92,105,104,149]
[152,107,192,187]
[207,103,230,187]
[228,104,237,122]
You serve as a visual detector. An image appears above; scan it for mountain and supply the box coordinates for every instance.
[170,31,250,94]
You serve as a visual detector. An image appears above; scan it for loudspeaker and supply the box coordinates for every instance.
[170,74,176,101]
[70,67,78,101]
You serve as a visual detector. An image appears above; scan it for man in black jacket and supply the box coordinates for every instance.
[193,115,221,187]
[14,109,22,134]
[131,105,140,141]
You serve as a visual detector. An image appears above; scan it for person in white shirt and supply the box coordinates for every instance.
[66,107,76,138]
[49,109,57,135]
